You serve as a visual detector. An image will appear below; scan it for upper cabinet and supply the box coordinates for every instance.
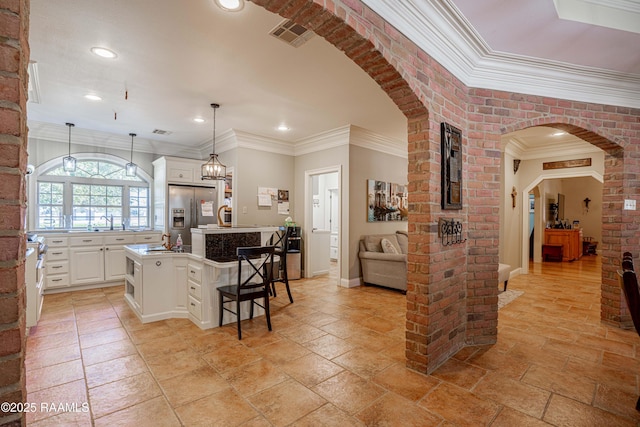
[153,156,216,187]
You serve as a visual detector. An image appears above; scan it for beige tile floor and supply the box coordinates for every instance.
[24,256,640,426]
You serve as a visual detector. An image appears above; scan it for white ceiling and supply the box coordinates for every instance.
[27,0,640,157]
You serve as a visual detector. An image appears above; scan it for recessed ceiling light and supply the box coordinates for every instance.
[214,0,244,12]
[193,117,205,123]
[277,124,290,131]
[90,47,117,59]
[552,131,567,136]
[84,94,102,101]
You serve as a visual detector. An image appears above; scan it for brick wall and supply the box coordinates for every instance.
[0,0,29,425]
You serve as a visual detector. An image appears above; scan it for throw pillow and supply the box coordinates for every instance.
[381,238,399,254]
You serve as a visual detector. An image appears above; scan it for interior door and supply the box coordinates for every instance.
[306,170,339,280]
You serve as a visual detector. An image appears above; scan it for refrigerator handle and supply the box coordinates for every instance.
[192,197,197,229]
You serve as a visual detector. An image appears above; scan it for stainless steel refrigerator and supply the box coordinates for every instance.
[168,185,218,246]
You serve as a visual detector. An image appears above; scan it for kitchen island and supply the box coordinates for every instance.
[124,226,279,329]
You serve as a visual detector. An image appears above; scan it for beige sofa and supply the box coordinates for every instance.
[358,231,408,292]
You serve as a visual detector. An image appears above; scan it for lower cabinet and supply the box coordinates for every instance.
[124,252,191,322]
[70,245,105,285]
[187,261,203,321]
[42,231,161,291]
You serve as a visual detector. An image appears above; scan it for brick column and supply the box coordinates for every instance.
[0,0,30,426]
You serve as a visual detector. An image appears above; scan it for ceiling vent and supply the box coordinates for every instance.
[152,129,172,135]
[269,19,314,47]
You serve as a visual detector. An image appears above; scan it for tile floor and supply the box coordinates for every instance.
[24,256,640,426]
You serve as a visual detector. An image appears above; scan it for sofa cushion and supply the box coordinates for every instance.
[363,234,401,254]
[381,238,399,254]
[395,231,408,254]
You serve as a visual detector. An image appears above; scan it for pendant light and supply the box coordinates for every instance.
[201,103,226,181]
[126,133,137,176]
[62,122,77,172]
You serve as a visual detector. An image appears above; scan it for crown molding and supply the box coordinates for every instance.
[28,120,405,160]
[232,130,296,156]
[27,120,202,159]
[504,135,602,161]
[293,126,351,156]
[349,125,408,158]
[361,0,640,109]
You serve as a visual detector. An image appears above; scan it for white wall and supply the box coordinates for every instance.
[560,177,603,244]
[234,147,294,227]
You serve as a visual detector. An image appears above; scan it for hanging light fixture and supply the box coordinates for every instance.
[126,133,138,176]
[201,103,226,181]
[63,122,77,172]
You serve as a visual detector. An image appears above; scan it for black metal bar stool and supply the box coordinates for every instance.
[268,227,294,303]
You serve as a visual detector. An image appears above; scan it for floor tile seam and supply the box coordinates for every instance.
[244,377,329,425]
[98,295,185,426]
[78,292,136,425]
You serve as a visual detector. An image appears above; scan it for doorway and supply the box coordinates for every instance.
[305,166,341,285]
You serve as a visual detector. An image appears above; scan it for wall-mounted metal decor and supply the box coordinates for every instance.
[441,122,462,210]
[438,218,466,246]
[367,179,408,222]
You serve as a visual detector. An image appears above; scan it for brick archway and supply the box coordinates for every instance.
[250,0,454,372]
[501,117,630,327]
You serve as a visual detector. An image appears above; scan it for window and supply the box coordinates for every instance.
[37,182,64,229]
[36,159,149,229]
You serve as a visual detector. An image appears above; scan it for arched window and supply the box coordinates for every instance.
[36,157,150,230]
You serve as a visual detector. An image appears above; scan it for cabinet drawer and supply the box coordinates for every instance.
[135,233,162,244]
[330,234,338,246]
[46,260,69,275]
[105,234,135,245]
[188,295,202,320]
[329,247,338,260]
[188,280,202,300]
[46,248,69,261]
[46,274,70,289]
[46,237,68,247]
[168,166,194,183]
[187,263,202,284]
[70,236,104,246]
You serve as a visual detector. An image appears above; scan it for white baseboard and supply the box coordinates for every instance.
[341,277,361,288]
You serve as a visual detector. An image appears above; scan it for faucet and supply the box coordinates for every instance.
[161,233,174,250]
[101,215,114,230]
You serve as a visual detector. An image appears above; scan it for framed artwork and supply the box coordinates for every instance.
[367,179,408,222]
[441,122,462,210]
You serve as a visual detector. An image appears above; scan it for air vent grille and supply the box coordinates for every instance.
[269,19,314,47]
[152,129,172,135]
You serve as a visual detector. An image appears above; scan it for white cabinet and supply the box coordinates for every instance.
[173,257,188,311]
[42,231,161,291]
[69,235,105,285]
[45,237,70,289]
[330,233,338,260]
[104,234,136,281]
[187,260,203,321]
[153,156,214,186]
[124,249,190,323]
[70,246,105,285]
